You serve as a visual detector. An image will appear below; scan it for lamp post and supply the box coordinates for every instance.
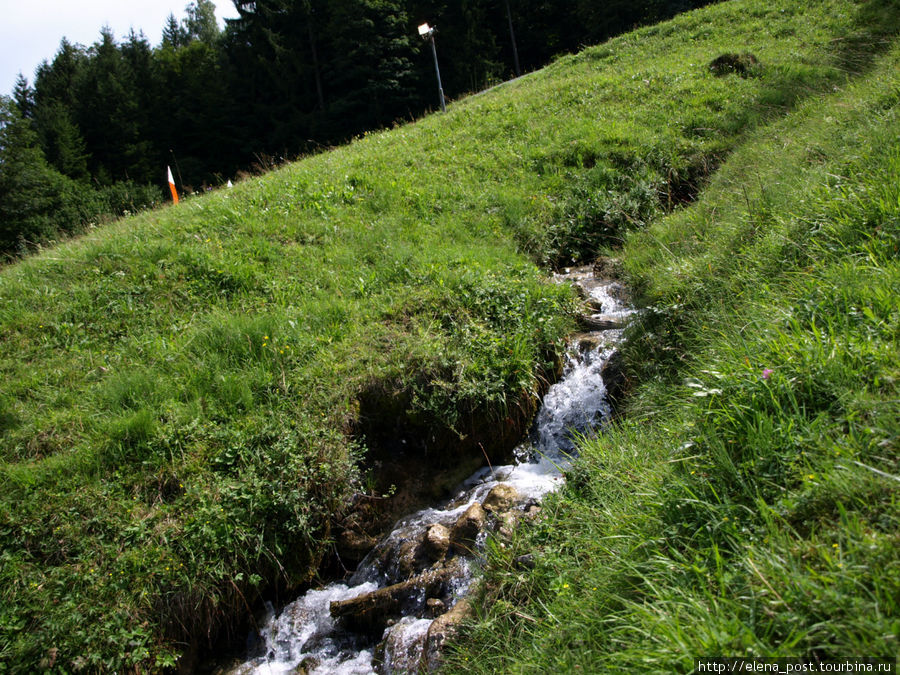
[418,22,446,113]
[503,0,521,77]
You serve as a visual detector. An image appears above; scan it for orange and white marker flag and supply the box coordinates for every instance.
[167,166,179,204]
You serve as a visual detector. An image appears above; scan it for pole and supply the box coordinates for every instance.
[504,0,521,77]
[429,34,446,113]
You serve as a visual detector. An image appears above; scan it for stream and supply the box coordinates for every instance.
[228,266,632,674]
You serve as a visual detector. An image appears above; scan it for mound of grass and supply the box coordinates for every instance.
[2,0,894,670]
[448,5,900,673]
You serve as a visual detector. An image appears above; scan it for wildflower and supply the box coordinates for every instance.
[762,368,774,380]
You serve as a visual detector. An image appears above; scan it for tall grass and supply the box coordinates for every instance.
[447,11,900,673]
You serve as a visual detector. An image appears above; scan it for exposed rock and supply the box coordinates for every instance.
[600,349,626,408]
[423,524,451,560]
[605,281,630,304]
[576,332,611,352]
[358,527,431,583]
[449,503,486,552]
[426,598,446,617]
[291,657,317,674]
[336,529,379,565]
[422,598,472,672]
[482,484,521,513]
[497,511,520,539]
[592,256,624,280]
[524,505,542,520]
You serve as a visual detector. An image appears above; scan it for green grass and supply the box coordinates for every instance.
[2,0,897,670]
[446,3,900,673]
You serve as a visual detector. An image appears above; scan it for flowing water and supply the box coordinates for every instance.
[229,268,632,674]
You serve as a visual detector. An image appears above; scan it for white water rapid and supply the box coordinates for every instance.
[228,267,632,675]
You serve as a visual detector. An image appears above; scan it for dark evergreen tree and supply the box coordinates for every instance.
[12,74,34,119]
[319,0,419,138]
[32,40,91,180]
[75,27,148,183]
[162,13,190,49]
[33,102,89,180]
[120,30,160,184]
[156,37,234,186]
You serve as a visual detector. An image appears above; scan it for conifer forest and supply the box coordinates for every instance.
[1,0,708,255]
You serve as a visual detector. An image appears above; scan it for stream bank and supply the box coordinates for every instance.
[222,264,632,674]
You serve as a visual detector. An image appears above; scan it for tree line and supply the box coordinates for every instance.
[1,0,710,256]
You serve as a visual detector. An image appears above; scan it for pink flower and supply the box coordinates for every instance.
[761,368,773,380]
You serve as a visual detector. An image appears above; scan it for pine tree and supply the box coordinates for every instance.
[32,40,91,180]
[12,74,34,119]
[76,27,147,183]
[33,102,89,179]
[120,30,159,184]
[322,0,419,136]
[162,13,189,49]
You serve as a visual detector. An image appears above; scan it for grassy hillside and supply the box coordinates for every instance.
[1,0,896,670]
[448,2,900,673]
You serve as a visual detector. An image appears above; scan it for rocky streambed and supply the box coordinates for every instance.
[226,265,633,674]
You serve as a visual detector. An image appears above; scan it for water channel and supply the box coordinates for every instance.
[229,266,632,674]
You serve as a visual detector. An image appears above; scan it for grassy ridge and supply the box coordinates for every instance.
[448,3,900,672]
[1,0,894,670]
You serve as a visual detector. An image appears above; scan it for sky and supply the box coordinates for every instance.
[0,1,241,96]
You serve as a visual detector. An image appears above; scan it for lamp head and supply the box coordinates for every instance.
[418,22,432,37]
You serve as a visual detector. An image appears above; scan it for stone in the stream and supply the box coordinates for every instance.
[394,536,431,580]
[449,503,486,552]
[482,484,521,513]
[497,511,520,539]
[422,598,472,672]
[382,616,431,674]
[600,349,625,406]
[593,256,624,279]
[426,597,446,617]
[423,523,451,560]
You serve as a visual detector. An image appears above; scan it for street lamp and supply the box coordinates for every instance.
[418,22,446,113]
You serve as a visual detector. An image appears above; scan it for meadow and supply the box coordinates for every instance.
[1,0,897,669]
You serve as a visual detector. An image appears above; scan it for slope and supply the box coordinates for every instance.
[447,2,900,673]
[1,0,895,669]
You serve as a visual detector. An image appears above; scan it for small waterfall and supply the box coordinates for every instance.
[229,267,631,675]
